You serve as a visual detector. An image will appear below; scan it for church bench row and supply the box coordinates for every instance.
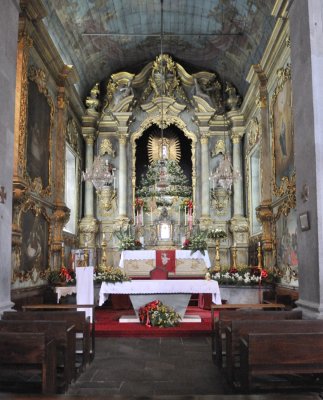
[21,304,96,360]
[0,320,76,391]
[0,332,56,395]
[2,310,91,371]
[211,305,298,366]
[240,331,323,392]
[225,319,323,387]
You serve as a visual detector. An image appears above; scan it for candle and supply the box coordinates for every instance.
[102,233,106,241]
[133,207,136,225]
[62,242,64,248]
[150,207,153,224]
[234,242,236,248]
[178,206,181,225]
[184,206,187,225]
[141,206,144,226]
[258,241,261,247]
[113,177,116,190]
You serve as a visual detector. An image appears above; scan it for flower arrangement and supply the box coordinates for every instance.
[207,228,227,240]
[135,197,144,209]
[181,198,193,209]
[211,266,277,286]
[139,300,181,328]
[188,231,208,255]
[114,230,143,250]
[46,266,76,286]
[94,266,131,284]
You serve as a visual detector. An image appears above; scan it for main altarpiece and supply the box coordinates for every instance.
[79,54,248,275]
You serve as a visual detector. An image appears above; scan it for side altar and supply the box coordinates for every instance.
[119,249,211,277]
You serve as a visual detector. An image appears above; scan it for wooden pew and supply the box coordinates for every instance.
[0,332,56,394]
[213,308,302,367]
[22,303,96,361]
[240,332,323,392]
[226,319,323,386]
[0,320,76,390]
[2,310,90,371]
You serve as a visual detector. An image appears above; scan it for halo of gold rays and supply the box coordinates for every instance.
[147,130,181,164]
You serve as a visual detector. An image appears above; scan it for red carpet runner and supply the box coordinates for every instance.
[95,306,213,337]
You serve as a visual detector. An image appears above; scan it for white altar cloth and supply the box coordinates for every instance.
[55,286,76,303]
[99,279,221,307]
[76,266,94,322]
[119,250,211,269]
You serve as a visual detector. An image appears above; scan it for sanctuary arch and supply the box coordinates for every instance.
[80,54,248,271]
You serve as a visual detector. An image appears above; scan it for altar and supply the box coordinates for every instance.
[98,279,221,323]
[119,249,211,277]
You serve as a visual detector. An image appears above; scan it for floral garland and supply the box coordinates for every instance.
[94,266,131,284]
[139,300,181,328]
[211,266,277,286]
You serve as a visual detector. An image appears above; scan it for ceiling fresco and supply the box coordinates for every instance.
[42,0,276,100]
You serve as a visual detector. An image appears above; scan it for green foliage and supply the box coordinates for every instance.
[188,231,208,255]
[139,300,181,328]
[114,229,142,250]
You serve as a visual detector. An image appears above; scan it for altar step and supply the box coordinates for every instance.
[119,314,202,323]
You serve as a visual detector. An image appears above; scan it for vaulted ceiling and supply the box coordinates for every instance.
[42,0,276,100]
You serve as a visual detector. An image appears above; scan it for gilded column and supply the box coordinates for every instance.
[84,134,95,217]
[200,134,210,218]
[231,132,244,216]
[118,135,128,218]
[79,130,98,249]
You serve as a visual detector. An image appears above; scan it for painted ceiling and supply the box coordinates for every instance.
[42,0,276,100]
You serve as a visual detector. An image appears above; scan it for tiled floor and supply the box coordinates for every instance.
[68,336,230,397]
[66,336,323,399]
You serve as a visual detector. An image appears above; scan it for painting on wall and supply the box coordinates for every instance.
[26,79,51,188]
[272,67,294,192]
[21,209,48,272]
[275,207,298,286]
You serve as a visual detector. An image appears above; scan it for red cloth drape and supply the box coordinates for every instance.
[156,250,176,272]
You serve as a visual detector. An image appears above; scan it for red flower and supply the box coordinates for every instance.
[228,268,238,274]
[261,269,268,279]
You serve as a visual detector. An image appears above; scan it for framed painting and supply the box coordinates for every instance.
[271,65,294,194]
[275,207,298,285]
[26,66,53,193]
[21,208,49,272]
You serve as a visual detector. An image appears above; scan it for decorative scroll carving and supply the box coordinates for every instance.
[99,138,116,157]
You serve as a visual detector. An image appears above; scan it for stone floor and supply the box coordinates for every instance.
[65,336,323,399]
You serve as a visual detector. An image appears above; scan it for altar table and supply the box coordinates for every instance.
[119,250,211,276]
[98,279,221,322]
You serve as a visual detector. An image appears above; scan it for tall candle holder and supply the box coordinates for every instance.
[100,234,108,272]
[214,239,221,272]
[231,244,237,270]
[257,241,262,271]
[61,243,65,267]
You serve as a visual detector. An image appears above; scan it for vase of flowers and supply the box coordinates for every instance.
[187,231,208,255]
[114,229,143,250]
[139,300,181,328]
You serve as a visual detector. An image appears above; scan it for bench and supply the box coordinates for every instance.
[0,319,76,390]
[21,303,96,361]
[2,310,90,371]
[226,318,323,386]
[0,332,56,394]
[213,308,302,367]
[240,332,323,392]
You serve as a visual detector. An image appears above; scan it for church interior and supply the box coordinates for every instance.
[1,0,323,397]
